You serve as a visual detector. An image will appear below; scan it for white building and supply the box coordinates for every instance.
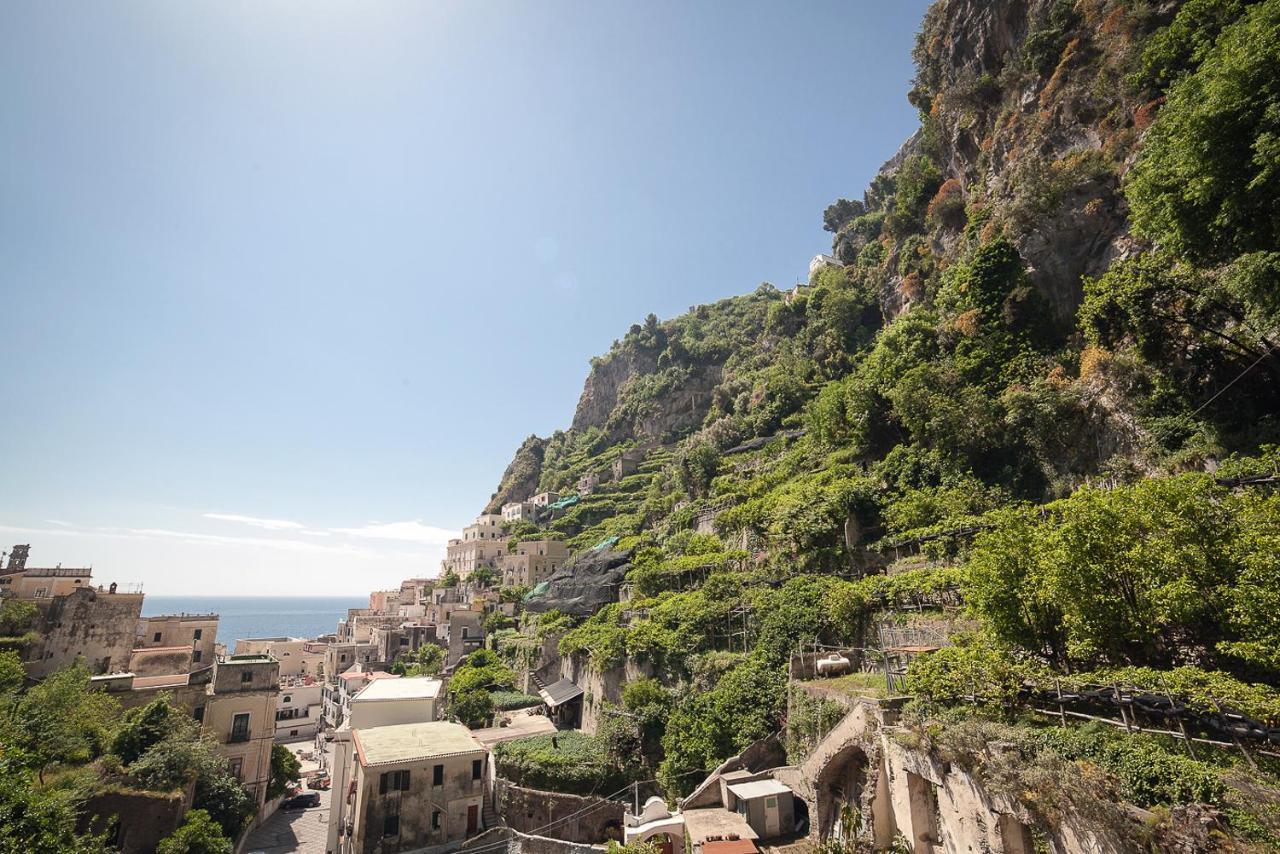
[275,681,323,741]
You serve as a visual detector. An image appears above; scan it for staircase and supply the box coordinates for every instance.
[483,796,500,830]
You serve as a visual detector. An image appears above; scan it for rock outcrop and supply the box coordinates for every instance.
[523,547,632,616]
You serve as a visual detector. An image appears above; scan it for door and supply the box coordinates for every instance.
[656,834,674,854]
[467,804,479,836]
[765,797,780,837]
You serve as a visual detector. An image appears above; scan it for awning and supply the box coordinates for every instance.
[538,678,584,708]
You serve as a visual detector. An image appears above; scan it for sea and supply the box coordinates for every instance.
[140,595,368,647]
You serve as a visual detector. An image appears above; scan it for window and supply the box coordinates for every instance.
[152,632,162,642]
[193,628,202,640]
[472,759,482,780]
[432,810,441,830]
[383,815,400,837]
[229,757,243,781]
[192,650,202,663]
[461,627,469,639]
[241,670,253,683]
[193,705,205,722]
[379,770,411,793]
[432,764,444,786]
[283,694,292,703]
[230,713,250,743]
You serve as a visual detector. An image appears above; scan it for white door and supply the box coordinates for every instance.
[765,797,779,836]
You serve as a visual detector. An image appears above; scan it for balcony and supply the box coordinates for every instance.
[227,730,251,744]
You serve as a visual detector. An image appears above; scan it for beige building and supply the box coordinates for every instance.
[529,491,560,508]
[202,655,280,809]
[347,721,488,853]
[136,613,218,668]
[500,538,569,588]
[442,514,507,580]
[501,501,535,523]
[0,565,93,599]
[443,609,483,667]
[234,637,324,679]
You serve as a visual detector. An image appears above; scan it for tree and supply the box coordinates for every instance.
[156,810,232,854]
[0,650,23,694]
[0,599,37,650]
[9,664,119,780]
[0,758,106,853]
[451,689,494,729]
[1126,0,1280,263]
[822,198,865,233]
[267,744,302,801]
[193,772,255,840]
[439,569,460,588]
[113,696,185,765]
[396,644,444,677]
[471,566,498,588]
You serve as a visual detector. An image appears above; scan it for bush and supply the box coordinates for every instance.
[493,732,630,796]
[157,809,232,854]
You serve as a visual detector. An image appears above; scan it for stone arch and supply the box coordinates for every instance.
[813,742,870,840]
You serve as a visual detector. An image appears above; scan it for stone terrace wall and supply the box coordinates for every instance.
[494,778,624,844]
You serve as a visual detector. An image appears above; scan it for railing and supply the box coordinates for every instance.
[227,730,251,744]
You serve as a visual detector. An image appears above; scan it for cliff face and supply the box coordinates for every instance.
[856,0,1165,324]
[484,435,546,514]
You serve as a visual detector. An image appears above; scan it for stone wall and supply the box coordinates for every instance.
[494,778,624,844]
[462,826,606,854]
[81,788,188,854]
[561,652,654,735]
[27,587,144,678]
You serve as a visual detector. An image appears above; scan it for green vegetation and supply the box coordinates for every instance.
[0,670,254,851]
[267,744,301,801]
[492,731,634,796]
[157,810,233,854]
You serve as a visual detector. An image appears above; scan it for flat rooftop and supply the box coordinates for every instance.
[353,676,442,702]
[684,808,758,846]
[353,721,485,767]
[727,779,791,800]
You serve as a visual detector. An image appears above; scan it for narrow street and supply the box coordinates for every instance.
[244,785,332,854]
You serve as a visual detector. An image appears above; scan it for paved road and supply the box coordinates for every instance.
[244,785,332,853]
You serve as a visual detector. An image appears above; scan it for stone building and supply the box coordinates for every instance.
[501,501,536,523]
[24,584,144,678]
[373,623,440,664]
[327,677,445,854]
[348,721,489,852]
[444,609,483,668]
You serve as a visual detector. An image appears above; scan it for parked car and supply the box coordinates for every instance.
[282,791,321,810]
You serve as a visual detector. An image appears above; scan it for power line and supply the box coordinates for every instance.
[1192,342,1278,417]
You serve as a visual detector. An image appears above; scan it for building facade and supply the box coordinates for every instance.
[347,722,489,853]
[135,613,219,668]
[500,538,568,588]
[203,655,281,809]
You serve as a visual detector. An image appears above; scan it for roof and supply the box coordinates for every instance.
[353,721,485,767]
[340,670,399,682]
[133,674,191,688]
[538,678,583,708]
[703,841,759,854]
[353,676,442,702]
[727,779,792,800]
[131,645,194,654]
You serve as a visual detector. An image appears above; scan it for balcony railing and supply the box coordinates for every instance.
[227,730,251,744]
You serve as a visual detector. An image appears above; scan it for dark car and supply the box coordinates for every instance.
[282,791,321,810]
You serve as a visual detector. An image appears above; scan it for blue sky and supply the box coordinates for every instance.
[0,1,929,595]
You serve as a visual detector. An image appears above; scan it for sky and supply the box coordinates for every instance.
[0,0,930,595]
